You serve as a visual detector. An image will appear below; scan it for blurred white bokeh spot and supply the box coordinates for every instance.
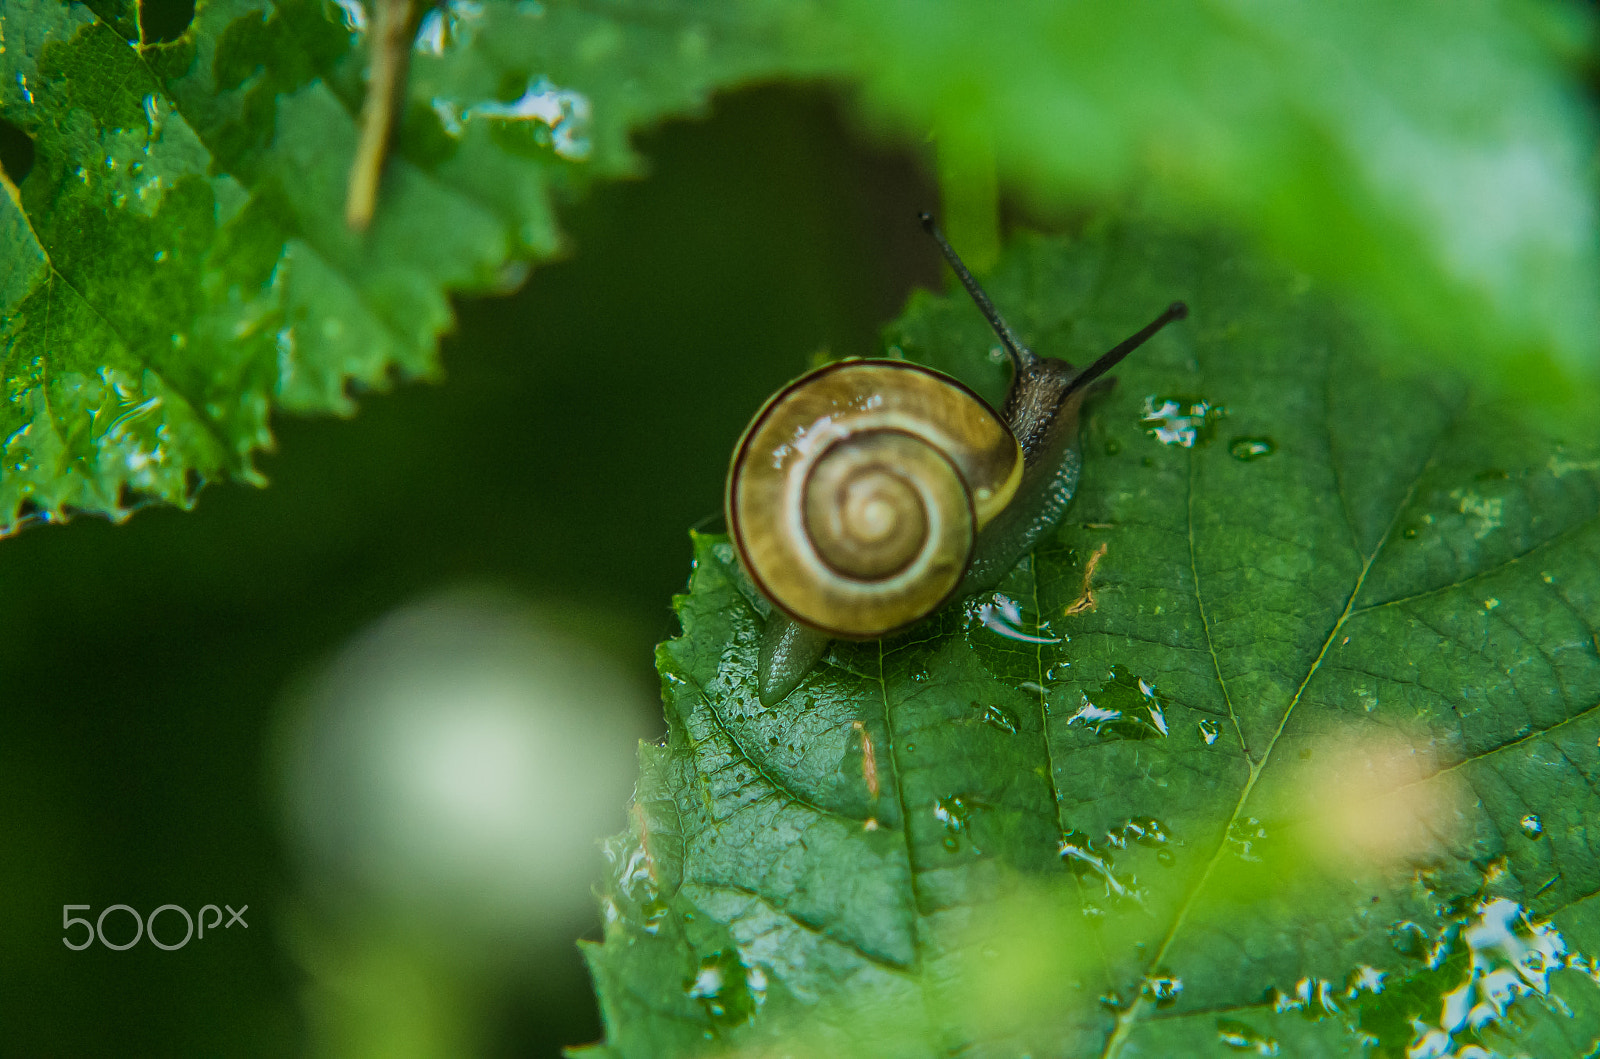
[279,589,655,944]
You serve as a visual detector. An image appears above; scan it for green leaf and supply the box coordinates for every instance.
[584,220,1600,1057]
[823,0,1600,378]
[0,0,830,531]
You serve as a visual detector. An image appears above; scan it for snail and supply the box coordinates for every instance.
[727,214,1188,704]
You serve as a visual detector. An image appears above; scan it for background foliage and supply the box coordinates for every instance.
[0,88,930,1055]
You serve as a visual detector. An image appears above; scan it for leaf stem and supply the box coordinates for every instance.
[346,0,417,231]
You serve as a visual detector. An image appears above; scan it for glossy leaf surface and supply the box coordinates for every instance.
[0,0,826,531]
[584,222,1600,1058]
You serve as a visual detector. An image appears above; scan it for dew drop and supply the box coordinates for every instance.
[934,795,973,852]
[1345,964,1385,996]
[1141,395,1224,447]
[1228,436,1275,461]
[1068,665,1168,739]
[1124,816,1169,847]
[682,949,759,1026]
[973,593,1061,644]
[974,702,1019,735]
[1520,813,1543,839]
[1058,829,1129,897]
[330,0,367,31]
[1217,1018,1279,1055]
[1142,974,1182,1007]
[1198,718,1220,745]
[1391,921,1430,960]
[1271,977,1338,1017]
[1227,816,1266,861]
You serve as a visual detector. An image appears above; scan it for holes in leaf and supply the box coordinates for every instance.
[140,0,196,43]
[0,117,36,186]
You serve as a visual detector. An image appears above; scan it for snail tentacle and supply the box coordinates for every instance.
[919,212,1038,373]
[967,302,1189,593]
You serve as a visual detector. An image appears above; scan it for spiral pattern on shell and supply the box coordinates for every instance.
[726,360,1023,639]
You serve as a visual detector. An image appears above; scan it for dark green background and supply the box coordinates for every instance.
[0,87,939,1055]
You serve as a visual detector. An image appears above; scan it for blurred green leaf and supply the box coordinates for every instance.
[583,221,1600,1057]
[0,0,829,531]
[827,0,1600,379]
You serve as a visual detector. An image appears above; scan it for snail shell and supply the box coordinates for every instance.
[726,360,1023,639]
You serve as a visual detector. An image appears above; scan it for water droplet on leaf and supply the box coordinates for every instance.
[973,702,1019,735]
[970,593,1061,644]
[1067,665,1168,739]
[934,795,974,852]
[683,949,759,1025]
[1143,973,1182,1006]
[1228,436,1276,461]
[1141,395,1225,447]
[1217,1018,1279,1055]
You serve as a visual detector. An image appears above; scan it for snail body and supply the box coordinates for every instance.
[728,216,1188,704]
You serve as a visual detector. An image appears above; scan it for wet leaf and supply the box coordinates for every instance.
[0,0,830,530]
[584,221,1600,1057]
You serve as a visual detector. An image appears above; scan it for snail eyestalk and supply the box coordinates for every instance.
[919,211,1038,372]
[1063,301,1188,398]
